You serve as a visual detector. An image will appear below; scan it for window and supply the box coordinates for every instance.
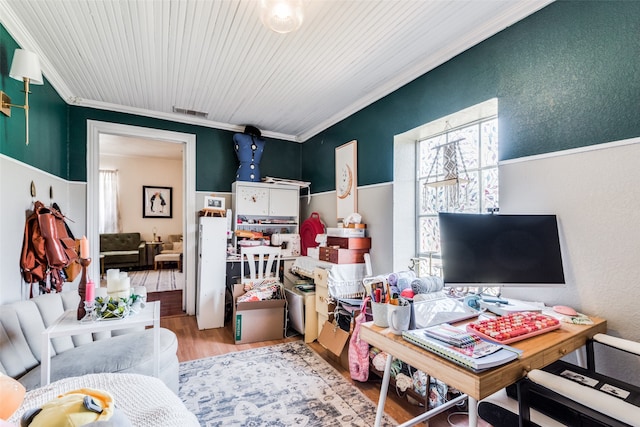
[99,169,121,233]
[416,116,499,269]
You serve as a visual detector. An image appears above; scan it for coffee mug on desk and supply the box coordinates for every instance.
[371,302,389,327]
[387,304,412,335]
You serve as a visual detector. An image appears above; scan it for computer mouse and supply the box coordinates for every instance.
[553,305,578,316]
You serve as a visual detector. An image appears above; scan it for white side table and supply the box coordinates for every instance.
[41,301,160,386]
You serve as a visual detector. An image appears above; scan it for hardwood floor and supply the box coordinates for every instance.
[161,311,492,427]
[147,290,185,317]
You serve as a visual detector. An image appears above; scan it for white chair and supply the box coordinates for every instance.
[239,245,287,336]
[239,245,282,284]
[478,333,640,427]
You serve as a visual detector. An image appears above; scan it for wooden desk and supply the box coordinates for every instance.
[360,315,607,427]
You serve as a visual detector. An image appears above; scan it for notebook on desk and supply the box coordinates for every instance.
[413,293,481,329]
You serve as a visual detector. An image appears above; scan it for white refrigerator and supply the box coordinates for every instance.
[196,216,227,329]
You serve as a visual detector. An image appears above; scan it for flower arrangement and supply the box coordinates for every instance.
[94,293,144,320]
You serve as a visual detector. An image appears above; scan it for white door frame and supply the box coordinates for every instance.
[87,120,197,315]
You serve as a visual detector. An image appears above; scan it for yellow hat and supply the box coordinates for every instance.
[28,388,114,427]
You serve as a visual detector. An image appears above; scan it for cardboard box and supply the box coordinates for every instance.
[319,247,368,264]
[326,236,372,249]
[318,320,351,370]
[326,227,366,238]
[232,283,286,344]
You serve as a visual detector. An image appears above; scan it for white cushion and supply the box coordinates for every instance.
[593,333,640,356]
[528,369,640,426]
[155,253,180,262]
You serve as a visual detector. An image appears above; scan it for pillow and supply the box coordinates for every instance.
[172,242,183,253]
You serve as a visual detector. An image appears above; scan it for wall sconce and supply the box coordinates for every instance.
[260,0,304,34]
[1,49,43,145]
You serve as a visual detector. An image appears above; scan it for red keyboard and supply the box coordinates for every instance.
[466,311,561,344]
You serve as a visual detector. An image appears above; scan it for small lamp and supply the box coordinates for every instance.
[0,372,26,421]
[1,49,44,145]
[260,0,304,34]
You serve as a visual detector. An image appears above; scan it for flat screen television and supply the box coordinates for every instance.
[438,212,566,287]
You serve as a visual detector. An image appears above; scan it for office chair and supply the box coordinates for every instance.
[478,333,640,427]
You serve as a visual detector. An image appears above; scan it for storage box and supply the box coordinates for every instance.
[318,320,352,370]
[326,237,371,249]
[319,247,368,264]
[326,227,366,238]
[231,283,286,344]
[306,247,319,259]
[318,320,351,369]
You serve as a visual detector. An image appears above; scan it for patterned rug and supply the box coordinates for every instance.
[178,341,397,426]
[128,268,184,292]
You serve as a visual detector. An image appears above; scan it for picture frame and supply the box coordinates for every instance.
[143,186,173,218]
[204,196,225,210]
[335,140,358,220]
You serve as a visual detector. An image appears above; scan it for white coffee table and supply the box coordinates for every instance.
[40,301,160,386]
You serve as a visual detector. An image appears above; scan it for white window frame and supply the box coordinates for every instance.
[392,98,498,273]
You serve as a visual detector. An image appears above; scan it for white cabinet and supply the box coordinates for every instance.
[232,181,300,247]
[269,187,299,217]
[235,184,270,216]
[196,216,227,329]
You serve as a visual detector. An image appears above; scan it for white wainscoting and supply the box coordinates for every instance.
[499,137,640,384]
[0,154,86,304]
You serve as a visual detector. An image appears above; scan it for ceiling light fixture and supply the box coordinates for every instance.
[260,0,304,34]
[1,49,43,145]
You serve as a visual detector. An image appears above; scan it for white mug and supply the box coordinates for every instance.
[371,302,389,328]
[387,304,411,335]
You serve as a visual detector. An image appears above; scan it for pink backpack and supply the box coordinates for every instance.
[348,297,370,382]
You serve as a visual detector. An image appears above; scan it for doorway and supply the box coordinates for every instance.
[87,121,197,315]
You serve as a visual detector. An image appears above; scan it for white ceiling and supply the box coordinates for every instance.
[0,0,552,143]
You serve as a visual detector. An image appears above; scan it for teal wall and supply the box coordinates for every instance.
[67,107,301,191]
[301,1,640,192]
[1,25,68,178]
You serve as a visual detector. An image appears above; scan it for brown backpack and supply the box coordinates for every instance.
[20,201,78,294]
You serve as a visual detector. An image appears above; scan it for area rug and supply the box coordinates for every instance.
[128,268,184,292]
[178,341,397,426]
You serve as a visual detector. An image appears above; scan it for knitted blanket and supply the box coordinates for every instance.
[8,373,199,427]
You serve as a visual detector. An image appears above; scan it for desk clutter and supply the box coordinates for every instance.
[467,311,561,344]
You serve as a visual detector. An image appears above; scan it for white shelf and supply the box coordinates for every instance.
[232,181,300,249]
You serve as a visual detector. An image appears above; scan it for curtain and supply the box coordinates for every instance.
[99,169,121,233]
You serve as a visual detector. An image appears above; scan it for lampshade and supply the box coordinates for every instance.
[9,49,43,85]
[260,0,304,34]
[0,373,26,420]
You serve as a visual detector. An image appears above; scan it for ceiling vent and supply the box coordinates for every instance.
[172,106,208,118]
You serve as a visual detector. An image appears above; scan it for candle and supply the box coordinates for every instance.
[80,236,89,259]
[121,276,131,293]
[85,280,95,302]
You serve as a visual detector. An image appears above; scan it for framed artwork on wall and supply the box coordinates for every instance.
[335,140,357,221]
[204,196,225,210]
[143,186,173,218]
